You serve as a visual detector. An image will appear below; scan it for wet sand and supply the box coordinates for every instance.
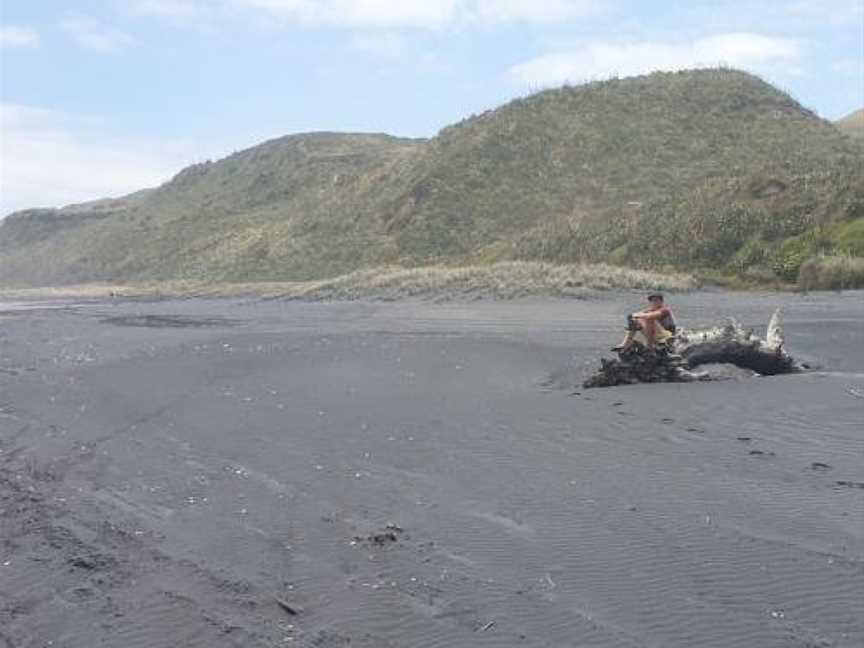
[1,292,862,647]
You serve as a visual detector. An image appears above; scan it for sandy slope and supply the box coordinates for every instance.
[1,292,862,647]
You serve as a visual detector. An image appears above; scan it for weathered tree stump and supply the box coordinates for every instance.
[583,309,802,389]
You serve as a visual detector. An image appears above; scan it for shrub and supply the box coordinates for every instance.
[798,255,864,291]
[287,261,698,300]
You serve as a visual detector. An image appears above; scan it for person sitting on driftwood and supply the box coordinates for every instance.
[613,293,677,352]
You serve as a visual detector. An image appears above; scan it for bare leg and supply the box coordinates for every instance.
[614,316,641,351]
[614,331,635,351]
[643,319,658,348]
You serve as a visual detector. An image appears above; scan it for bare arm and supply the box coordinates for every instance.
[633,309,665,321]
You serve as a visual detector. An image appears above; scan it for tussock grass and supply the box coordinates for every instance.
[798,255,864,291]
[281,262,697,300]
[0,262,696,302]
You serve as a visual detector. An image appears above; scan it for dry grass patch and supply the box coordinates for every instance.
[0,284,154,300]
[0,262,696,302]
[798,255,864,291]
[283,262,698,301]
[0,281,302,301]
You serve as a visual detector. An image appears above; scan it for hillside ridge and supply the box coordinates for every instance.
[2,68,862,288]
[836,108,864,140]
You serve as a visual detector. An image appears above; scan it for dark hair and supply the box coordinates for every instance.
[647,293,664,301]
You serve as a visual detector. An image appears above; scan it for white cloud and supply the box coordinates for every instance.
[237,0,601,28]
[783,0,864,26]
[128,0,603,27]
[130,0,225,34]
[343,32,453,76]
[347,32,411,58]
[508,33,803,86]
[832,58,864,77]
[471,0,601,24]
[133,0,205,17]
[61,17,135,51]
[242,0,459,28]
[0,104,206,216]
[0,26,41,48]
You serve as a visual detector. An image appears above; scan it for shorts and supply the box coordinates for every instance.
[626,315,674,343]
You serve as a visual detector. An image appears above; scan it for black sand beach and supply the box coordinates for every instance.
[1,292,862,647]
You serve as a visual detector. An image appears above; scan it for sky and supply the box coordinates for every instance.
[1,0,862,216]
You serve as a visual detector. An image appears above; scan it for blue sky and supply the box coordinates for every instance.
[1,0,862,215]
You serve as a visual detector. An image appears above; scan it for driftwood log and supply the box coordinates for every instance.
[583,309,802,389]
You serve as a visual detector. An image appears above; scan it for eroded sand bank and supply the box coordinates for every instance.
[1,292,862,647]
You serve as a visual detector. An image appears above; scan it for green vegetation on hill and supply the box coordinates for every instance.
[836,108,864,141]
[798,254,864,291]
[0,133,424,284]
[1,69,862,289]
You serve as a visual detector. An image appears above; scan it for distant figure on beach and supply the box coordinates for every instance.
[613,293,676,351]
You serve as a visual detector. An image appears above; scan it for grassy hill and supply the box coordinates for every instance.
[837,108,864,141]
[0,133,424,284]
[1,69,862,289]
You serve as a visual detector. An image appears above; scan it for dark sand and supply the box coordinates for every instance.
[1,292,862,647]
